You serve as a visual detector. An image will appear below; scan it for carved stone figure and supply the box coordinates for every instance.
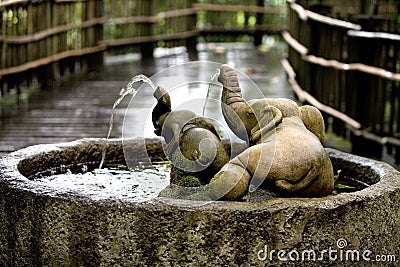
[152,86,229,185]
[208,64,334,200]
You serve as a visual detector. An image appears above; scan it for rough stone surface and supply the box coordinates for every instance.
[0,138,399,266]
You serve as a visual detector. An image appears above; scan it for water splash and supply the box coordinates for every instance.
[99,75,156,169]
[202,68,221,116]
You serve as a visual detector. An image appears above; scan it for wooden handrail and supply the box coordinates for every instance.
[199,25,286,32]
[282,58,400,147]
[281,31,308,55]
[0,0,84,7]
[105,7,198,25]
[281,58,362,130]
[287,0,361,30]
[0,17,105,44]
[0,44,106,79]
[283,31,400,82]
[102,29,200,47]
[193,3,285,14]
[347,30,400,41]
[1,7,199,44]
[105,7,197,25]
[0,0,29,9]
[305,55,400,82]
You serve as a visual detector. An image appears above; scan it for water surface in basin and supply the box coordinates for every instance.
[32,163,170,202]
[30,164,371,202]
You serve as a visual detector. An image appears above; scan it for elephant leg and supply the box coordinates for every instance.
[209,143,274,200]
[208,159,252,201]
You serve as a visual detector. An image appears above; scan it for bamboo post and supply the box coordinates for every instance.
[87,0,104,71]
[58,2,67,76]
[66,3,75,74]
[334,27,349,137]
[347,33,384,158]
[253,0,264,46]
[140,0,154,61]
[186,0,198,60]
[382,40,399,163]
[37,1,56,89]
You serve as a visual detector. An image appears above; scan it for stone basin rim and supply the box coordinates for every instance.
[1,137,400,211]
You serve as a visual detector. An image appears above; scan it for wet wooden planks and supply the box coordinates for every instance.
[0,78,131,155]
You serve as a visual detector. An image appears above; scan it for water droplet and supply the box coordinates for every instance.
[82,165,88,173]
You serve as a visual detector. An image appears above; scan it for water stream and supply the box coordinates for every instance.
[99,75,156,169]
[202,68,221,116]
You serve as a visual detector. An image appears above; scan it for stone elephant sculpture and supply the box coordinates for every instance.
[152,86,229,185]
[209,64,334,200]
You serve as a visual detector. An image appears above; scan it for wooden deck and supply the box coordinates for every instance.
[0,43,292,156]
[0,79,125,155]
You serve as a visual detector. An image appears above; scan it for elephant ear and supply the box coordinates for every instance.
[299,105,325,143]
[181,117,220,139]
[250,106,283,144]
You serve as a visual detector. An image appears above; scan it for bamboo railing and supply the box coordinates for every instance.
[0,0,105,95]
[102,0,198,58]
[0,0,286,96]
[284,0,400,163]
[194,0,286,44]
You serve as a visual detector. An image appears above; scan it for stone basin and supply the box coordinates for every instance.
[0,138,399,266]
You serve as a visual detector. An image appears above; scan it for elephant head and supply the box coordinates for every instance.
[152,86,229,184]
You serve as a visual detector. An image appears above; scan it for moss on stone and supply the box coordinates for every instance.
[177,175,202,187]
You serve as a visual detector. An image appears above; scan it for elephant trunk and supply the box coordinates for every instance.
[152,86,171,136]
[218,64,248,140]
[218,64,244,112]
